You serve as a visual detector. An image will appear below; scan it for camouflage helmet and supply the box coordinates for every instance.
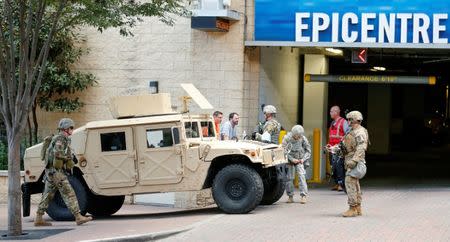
[291,125,304,136]
[263,105,277,114]
[58,118,75,130]
[346,111,363,121]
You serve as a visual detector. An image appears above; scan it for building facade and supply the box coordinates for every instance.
[37,0,450,206]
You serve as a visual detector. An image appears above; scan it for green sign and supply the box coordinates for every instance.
[305,74,436,85]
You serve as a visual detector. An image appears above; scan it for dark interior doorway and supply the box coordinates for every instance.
[327,48,450,182]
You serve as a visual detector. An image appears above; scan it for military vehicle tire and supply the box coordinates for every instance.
[212,164,263,214]
[88,194,125,217]
[260,178,285,205]
[46,176,89,221]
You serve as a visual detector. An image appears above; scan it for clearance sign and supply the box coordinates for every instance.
[304,74,436,85]
[254,0,450,47]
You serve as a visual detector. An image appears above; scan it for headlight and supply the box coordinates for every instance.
[243,149,257,157]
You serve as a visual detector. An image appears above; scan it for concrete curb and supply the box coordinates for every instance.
[0,170,25,176]
[79,227,190,242]
[80,214,224,242]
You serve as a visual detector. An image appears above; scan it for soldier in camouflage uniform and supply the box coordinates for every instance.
[255,105,281,144]
[34,118,92,226]
[282,125,311,204]
[341,111,369,217]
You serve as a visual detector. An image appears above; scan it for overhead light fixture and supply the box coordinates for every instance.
[373,66,386,71]
[325,48,343,55]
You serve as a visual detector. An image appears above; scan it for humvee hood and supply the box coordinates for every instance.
[202,140,280,150]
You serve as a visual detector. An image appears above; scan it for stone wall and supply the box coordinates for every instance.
[259,47,301,131]
[36,1,258,136]
[0,171,9,204]
[0,171,40,204]
[242,46,261,134]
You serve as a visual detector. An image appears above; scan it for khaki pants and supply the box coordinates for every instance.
[37,171,80,216]
[345,176,362,206]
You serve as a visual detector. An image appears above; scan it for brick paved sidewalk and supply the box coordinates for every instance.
[164,186,450,242]
[0,204,221,241]
[1,184,449,241]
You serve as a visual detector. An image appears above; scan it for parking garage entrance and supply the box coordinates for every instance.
[250,0,450,183]
[327,49,450,182]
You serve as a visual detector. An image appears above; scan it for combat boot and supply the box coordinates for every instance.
[356,205,362,216]
[34,213,52,226]
[75,213,92,225]
[337,185,344,192]
[300,195,307,204]
[287,196,294,203]
[342,206,358,217]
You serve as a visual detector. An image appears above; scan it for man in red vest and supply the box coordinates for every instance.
[327,106,349,191]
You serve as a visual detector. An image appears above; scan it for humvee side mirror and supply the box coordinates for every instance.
[172,127,180,144]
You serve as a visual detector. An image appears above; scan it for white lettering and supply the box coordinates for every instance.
[413,13,430,43]
[312,13,330,42]
[332,13,339,42]
[433,13,448,43]
[296,12,310,42]
[342,12,358,43]
[293,12,447,45]
[397,13,412,43]
[361,13,376,43]
[378,13,396,43]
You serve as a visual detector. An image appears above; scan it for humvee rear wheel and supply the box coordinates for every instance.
[47,176,88,221]
[212,164,263,214]
[260,178,286,205]
[88,194,125,217]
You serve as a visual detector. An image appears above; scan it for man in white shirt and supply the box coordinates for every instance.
[221,112,239,140]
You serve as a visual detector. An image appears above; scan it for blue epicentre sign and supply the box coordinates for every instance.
[255,0,450,45]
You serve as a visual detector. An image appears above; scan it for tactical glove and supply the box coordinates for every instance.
[65,160,75,175]
[72,154,79,164]
[255,133,262,141]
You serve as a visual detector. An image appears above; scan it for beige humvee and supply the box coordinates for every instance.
[22,84,288,221]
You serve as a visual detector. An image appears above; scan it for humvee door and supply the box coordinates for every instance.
[90,127,137,188]
[135,123,183,185]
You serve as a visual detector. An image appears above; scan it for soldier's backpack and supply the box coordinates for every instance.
[40,134,54,163]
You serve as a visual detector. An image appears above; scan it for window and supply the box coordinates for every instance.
[147,128,173,148]
[101,132,126,152]
[185,122,200,138]
[200,121,216,138]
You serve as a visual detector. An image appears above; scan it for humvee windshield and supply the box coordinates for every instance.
[185,121,200,138]
[184,120,216,139]
[200,121,215,138]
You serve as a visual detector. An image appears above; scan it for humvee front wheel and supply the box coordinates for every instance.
[212,164,263,214]
[88,194,125,217]
[47,176,89,221]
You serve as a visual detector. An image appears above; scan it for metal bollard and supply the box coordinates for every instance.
[309,128,322,183]
[278,130,287,145]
